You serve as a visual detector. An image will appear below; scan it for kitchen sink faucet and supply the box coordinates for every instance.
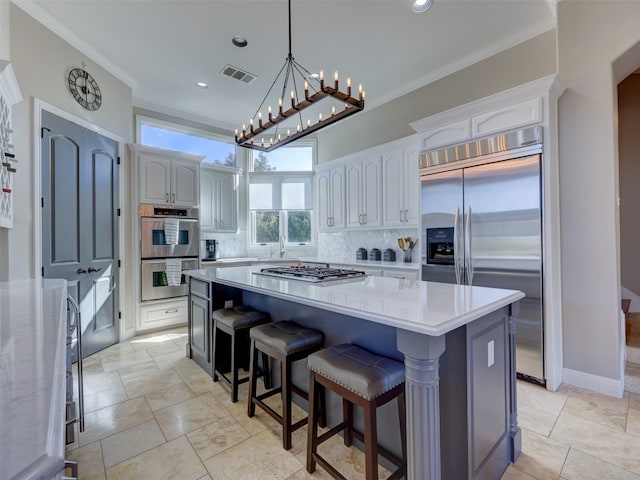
[279,235,286,258]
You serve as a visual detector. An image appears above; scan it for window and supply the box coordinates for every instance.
[136,115,237,167]
[249,143,314,246]
[249,173,314,245]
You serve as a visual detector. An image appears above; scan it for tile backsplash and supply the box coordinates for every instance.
[318,228,420,264]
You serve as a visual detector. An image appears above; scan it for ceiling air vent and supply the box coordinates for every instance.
[221,64,257,84]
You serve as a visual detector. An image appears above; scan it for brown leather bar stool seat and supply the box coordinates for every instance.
[248,320,324,450]
[212,305,270,403]
[306,343,406,480]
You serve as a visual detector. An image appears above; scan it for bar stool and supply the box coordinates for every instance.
[306,343,406,480]
[212,305,270,403]
[247,320,324,450]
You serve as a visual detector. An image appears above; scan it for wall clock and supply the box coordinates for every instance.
[68,67,102,111]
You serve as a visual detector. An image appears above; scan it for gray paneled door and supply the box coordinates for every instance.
[41,110,120,358]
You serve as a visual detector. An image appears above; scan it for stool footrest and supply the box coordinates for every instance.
[312,452,350,480]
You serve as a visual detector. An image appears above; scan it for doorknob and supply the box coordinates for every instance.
[87,267,102,273]
[76,268,88,274]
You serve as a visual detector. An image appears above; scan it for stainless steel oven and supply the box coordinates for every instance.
[141,258,199,301]
[140,205,199,259]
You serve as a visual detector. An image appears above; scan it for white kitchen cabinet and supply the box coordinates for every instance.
[137,297,188,331]
[131,144,203,207]
[200,164,239,232]
[317,166,345,231]
[345,156,382,229]
[382,138,419,227]
[383,268,420,281]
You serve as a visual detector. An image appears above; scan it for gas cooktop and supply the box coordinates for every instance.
[254,265,367,283]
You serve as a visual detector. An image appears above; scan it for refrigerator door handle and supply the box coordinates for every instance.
[454,207,462,285]
[465,205,473,285]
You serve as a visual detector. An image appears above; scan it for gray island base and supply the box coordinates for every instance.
[185,266,525,480]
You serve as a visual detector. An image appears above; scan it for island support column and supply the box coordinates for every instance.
[397,330,446,480]
[508,302,522,462]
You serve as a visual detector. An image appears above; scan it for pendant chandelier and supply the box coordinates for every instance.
[235,0,365,152]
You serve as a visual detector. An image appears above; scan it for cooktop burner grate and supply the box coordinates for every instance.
[254,265,367,283]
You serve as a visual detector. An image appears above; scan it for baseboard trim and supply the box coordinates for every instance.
[562,368,624,398]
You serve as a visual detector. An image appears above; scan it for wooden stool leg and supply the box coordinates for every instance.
[261,352,272,389]
[212,321,219,382]
[306,371,319,473]
[398,388,407,472]
[318,384,326,429]
[230,331,238,403]
[363,400,378,480]
[247,339,258,418]
[343,398,353,446]
[282,357,293,450]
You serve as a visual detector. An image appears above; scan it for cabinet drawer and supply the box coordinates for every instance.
[138,299,188,331]
[191,278,210,298]
[383,269,420,281]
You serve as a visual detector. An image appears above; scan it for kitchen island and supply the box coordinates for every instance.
[185,265,525,480]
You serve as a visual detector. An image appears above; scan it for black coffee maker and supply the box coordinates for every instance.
[203,239,219,260]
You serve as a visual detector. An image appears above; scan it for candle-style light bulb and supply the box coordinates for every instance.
[347,77,352,96]
[235,128,239,141]
[287,129,291,136]
[359,84,364,101]
[320,70,324,89]
[258,111,263,127]
[268,105,273,121]
[242,123,246,135]
[297,125,301,132]
[291,89,296,107]
[332,106,336,116]
[278,97,283,114]
[304,80,309,99]
[334,70,339,89]
[307,119,311,128]
[319,112,323,121]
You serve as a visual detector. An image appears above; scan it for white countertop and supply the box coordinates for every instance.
[200,256,421,271]
[185,265,523,337]
[0,279,68,480]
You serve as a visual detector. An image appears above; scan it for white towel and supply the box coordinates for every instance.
[164,218,179,246]
[165,258,182,286]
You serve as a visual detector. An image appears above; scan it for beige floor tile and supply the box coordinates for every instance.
[630,393,640,411]
[154,392,231,440]
[203,430,304,480]
[79,397,154,446]
[559,386,629,431]
[82,371,123,396]
[627,407,640,437]
[500,465,539,480]
[121,367,184,398]
[182,369,219,395]
[80,354,105,375]
[100,349,153,372]
[186,416,251,461]
[171,356,210,380]
[516,402,559,437]
[626,363,640,395]
[99,341,134,358]
[101,420,166,468]
[550,412,640,474]
[105,436,206,480]
[116,360,160,382]
[145,382,196,411]
[560,448,640,480]
[152,349,188,369]
[84,384,129,414]
[65,440,106,480]
[509,428,568,479]
[518,381,568,417]
[128,334,179,353]
[197,476,213,480]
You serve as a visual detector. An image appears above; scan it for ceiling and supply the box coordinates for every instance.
[14,0,557,134]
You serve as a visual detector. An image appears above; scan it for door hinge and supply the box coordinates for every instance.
[41,266,44,277]
[40,127,51,139]
[118,259,121,268]
[41,197,44,208]
[117,156,121,165]
[118,311,122,319]
[117,208,121,217]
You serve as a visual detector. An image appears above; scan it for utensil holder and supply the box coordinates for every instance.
[403,250,412,263]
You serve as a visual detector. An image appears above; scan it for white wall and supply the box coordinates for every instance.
[7,4,136,329]
[557,0,640,391]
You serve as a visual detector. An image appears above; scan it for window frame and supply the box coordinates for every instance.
[135,114,238,167]
[250,209,315,247]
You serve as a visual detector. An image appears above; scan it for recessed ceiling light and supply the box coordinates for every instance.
[412,0,433,13]
[195,82,208,89]
[232,36,248,48]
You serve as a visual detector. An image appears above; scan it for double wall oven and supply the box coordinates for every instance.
[139,205,199,301]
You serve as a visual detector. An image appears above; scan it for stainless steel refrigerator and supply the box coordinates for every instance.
[420,126,544,385]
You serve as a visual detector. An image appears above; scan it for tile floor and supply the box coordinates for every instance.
[65,327,640,480]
